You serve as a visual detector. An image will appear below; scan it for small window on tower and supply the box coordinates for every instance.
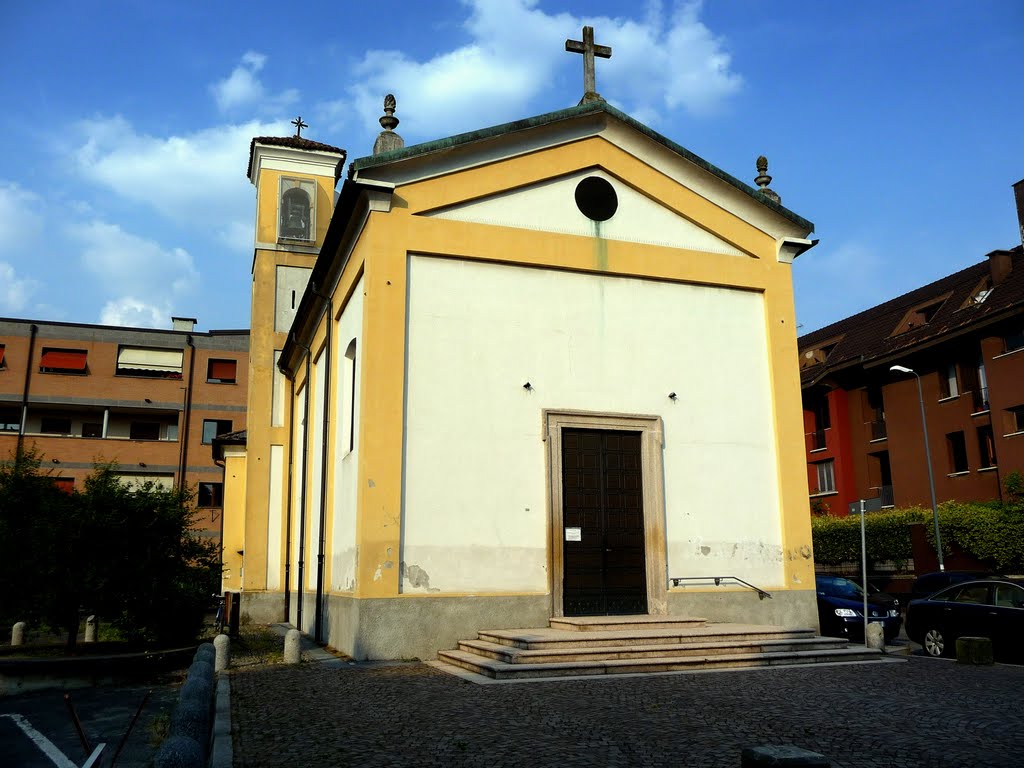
[279,178,316,242]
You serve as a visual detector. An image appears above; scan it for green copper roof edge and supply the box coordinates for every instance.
[348,100,814,232]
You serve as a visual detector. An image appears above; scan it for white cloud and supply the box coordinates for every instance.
[0,182,44,313]
[73,116,286,248]
[0,261,39,314]
[69,220,198,327]
[99,297,170,328]
[794,240,886,332]
[601,1,743,118]
[211,51,298,114]
[0,181,44,253]
[334,0,741,145]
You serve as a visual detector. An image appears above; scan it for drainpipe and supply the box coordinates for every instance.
[178,335,196,492]
[18,324,38,455]
[312,288,332,644]
[295,344,312,633]
[283,372,295,622]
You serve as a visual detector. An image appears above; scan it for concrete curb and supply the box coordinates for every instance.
[209,675,232,768]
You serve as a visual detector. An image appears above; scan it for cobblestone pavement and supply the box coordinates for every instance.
[230,654,1024,768]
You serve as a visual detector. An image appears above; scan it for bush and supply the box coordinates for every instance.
[810,507,919,566]
[811,501,1024,572]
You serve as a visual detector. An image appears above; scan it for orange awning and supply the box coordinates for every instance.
[40,350,87,371]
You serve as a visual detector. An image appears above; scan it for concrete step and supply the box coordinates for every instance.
[548,615,708,632]
[456,636,854,665]
[437,646,889,680]
[478,624,817,650]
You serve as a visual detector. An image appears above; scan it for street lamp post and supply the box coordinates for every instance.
[890,365,944,571]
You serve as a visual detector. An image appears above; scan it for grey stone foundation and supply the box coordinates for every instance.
[244,587,819,661]
[667,588,819,630]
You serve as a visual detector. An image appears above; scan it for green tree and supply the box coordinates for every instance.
[0,447,74,634]
[80,465,220,645]
[0,450,220,650]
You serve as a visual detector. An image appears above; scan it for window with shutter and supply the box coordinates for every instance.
[207,359,237,384]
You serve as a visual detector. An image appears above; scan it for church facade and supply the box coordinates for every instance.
[224,95,820,660]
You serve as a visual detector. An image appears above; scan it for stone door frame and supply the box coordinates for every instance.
[543,409,667,618]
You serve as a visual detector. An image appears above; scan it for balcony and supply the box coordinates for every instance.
[868,419,887,441]
[878,484,894,507]
[805,429,827,452]
[971,387,990,413]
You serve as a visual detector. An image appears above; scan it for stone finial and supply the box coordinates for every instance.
[84,615,97,643]
[754,155,781,204]
[373,94,405,155]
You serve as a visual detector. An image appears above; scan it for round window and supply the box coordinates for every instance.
[574,176,618,222]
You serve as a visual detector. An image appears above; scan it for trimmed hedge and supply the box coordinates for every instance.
[811,502,1024,572]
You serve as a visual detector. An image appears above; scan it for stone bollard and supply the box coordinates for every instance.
[284,628,302,664]
[11,622,26,646]
[742,745,831,767]
[865,622,885,650]
[194,642,215,666]
[153,733,204,768]
[84,615,97,643]
[214,634,230,672]
[956,636,994,665]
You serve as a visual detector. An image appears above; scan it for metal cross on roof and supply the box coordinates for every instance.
[291,116,308,137]
[565,26,611,104]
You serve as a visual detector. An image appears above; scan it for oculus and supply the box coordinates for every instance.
[574,176,617,221]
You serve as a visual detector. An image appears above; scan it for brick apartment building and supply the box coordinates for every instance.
[798,179,1024,516]
[0,316,248,539]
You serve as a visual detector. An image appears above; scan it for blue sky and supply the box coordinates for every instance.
[1,1,1021,334]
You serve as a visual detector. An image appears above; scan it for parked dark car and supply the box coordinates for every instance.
[815,575,902,642]
[909,570,998,604]
[905,579,1024,659]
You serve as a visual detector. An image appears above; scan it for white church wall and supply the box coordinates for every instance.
[307,350,326,591]
[290,385,306,593]
[426,169,746,257]
[330,276,364,592]
[402,255,784,593]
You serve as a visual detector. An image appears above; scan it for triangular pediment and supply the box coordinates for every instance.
[422,168,748,257]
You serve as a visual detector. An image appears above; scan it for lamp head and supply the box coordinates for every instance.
[890,365,913,374]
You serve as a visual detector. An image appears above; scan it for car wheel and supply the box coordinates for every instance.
[923,627,947,657]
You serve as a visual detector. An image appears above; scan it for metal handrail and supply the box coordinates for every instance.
[670,575,773,600]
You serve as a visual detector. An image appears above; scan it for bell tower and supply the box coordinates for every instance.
[237,120,345,615]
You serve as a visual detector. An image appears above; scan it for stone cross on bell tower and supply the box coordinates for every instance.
[565,25,612,104]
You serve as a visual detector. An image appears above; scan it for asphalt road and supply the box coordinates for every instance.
[0,679,181,768]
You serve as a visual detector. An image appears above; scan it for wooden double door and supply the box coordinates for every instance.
[561,428,647,616]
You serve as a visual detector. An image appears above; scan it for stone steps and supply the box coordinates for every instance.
[435,616,897,681]
[548,615,709,632]
[477,625,817,650]
[438,646,886,680]
[454,635,854,665]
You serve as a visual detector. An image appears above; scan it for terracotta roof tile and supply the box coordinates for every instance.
[247,136,346,180]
